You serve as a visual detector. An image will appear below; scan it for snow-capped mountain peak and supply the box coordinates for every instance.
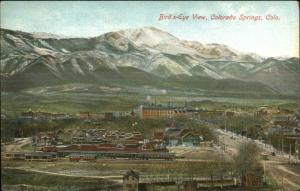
[118,26,179,47]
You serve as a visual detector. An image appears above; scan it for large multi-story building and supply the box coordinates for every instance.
[139,102,211,119]
[139,104,188,119]
[140,105,174,119]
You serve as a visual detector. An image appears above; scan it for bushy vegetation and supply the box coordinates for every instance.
[217,115,269,140]
[234,142,262,178]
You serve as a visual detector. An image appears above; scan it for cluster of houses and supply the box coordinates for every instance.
[256,107,300,156]
[77,111,134,120]
[20,111,70,120]
[262,107,300,132]
[70,129,145,145]
[19,103,237,122]
[19,110,134,121]
[34,123,210,154]
[33,131,63,147]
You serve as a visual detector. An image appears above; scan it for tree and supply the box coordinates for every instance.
[234,142,262,184]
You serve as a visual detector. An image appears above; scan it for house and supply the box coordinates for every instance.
[79,112,90,119]
[51,113,69,120]
[243,172,263,187]
[41,146,57,152]
[164,127,182,147]
[167,138,179,147]
[225,111,235,117]
[89,113,104,120]
[123,170,139,191]
[277,108,294,115]
[272,115,290,126]
[153,131,165,142]
[56,130,64,145]
[127,132,144,143]
[255,108,268,117]
[35,132,57,146]
[198,110,224,122]
[5,152,25,160]
[142,142,155,151]
[179,128,192,137]
[104,112,114,120]
[20,111,34,119]
[181,132,202,147]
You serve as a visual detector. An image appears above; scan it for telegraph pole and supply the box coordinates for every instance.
[289,142,291,164]
[281,138,284,154]
[281,176,284,191]
[263,159,266,183]
[296,139,299,164]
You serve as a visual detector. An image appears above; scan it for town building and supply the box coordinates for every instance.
[140,104,176,119]
[243,172,263,187]
[34,132,57,146]
[181,132,203,147]
[164,127,182,147]
[5,152,25,160]
[139,102,198,119]
[123,170,139,191]
[225,111,235,117]
[69,153,96,162]
[104,112,114,120]
[79,112,90,120]
[24,152,57,161]
[197,110,224,122]
[255,107,268,117]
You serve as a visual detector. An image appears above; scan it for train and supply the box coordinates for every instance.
[4,150,176,161]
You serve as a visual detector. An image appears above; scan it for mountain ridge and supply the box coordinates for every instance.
[1,27,299,96]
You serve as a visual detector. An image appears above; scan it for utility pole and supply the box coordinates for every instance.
[281,176,284,191]
[289,142,291,164]
[296,140,299,164]
[281,138,284,154]
[225,116,227,131]
[296,148,299,164]
[263,159,266,183]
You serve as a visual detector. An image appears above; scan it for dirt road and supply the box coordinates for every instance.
[216,129,300,191]
[2,138,32,152]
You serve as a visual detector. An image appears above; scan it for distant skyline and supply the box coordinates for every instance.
[1,1,299,57]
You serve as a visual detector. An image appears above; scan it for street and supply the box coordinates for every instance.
[216,128,300,191]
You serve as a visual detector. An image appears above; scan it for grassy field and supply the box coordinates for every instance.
[1,145,281,191]
[1,86,298,117]
[2,159,233,177]
[1,168,120,191]
[1,168,278,191]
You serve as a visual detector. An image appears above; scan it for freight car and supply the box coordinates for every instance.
[5,152,57,161]
[69,153,96,162]
[5,151,176,161]
[58,151,176,160]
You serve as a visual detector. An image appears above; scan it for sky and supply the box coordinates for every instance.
[1,1,299,57]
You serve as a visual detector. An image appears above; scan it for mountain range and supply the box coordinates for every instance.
[1,27,299,98]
